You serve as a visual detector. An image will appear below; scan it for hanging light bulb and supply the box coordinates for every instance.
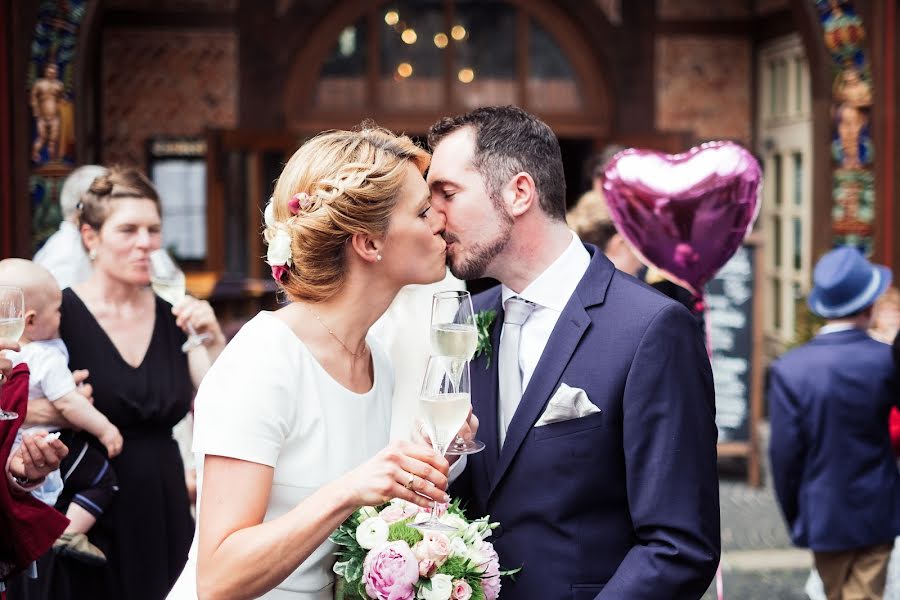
[458,68,475,83]
[433,33,449,49]
[397,62,413,78]
[451,25,467,41]
[401,28,418,44]
[384,11,399,26]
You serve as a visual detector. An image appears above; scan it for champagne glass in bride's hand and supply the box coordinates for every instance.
[430,290,484,455]
[149,249,211,353]
[0,286,24,420]
[410,356,471,533]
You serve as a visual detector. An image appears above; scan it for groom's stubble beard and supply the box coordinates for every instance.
[444,192,513,280]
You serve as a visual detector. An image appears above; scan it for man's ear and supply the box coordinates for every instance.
[506,172,537,217]
[349,232,382,264]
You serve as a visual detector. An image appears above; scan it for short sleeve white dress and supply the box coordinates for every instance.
[168,312,394,600]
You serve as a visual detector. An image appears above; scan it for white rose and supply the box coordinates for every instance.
[355,517,389,550]
[266,229,293,267]
[418,574,453,600]
[263,200,276,227]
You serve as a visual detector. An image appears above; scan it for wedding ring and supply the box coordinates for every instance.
[35,462,45,468]
[404,472,415,490]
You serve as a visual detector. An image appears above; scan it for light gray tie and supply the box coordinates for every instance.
[498,296,536,447]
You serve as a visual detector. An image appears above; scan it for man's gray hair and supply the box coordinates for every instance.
[60,165,107,218]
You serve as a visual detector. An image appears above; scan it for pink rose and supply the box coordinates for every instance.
[423,501,448,518]
[380,502,418,524]
[451,579,473,600]
[412,531,451,568]
[418,558,437,578]
[477,542,501,600]
[363,541,419,600]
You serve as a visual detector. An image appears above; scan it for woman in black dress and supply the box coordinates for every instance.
[12,168,226,599]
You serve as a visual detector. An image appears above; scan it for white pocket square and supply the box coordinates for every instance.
[534,383,601,427]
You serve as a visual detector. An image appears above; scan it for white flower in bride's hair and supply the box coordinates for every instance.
[417,574,453,600]
[355,517,389,550]
[266,229,293,268]
[264,198,276,228]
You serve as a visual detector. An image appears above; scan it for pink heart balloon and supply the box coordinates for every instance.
[602,141,761,296]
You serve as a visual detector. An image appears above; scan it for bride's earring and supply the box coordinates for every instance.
[376,254,382,262]
[89,248,98,260]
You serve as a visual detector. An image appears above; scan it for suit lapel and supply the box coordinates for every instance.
[488,246,614,499]
[471,291,504,483]
[489,302,590,497]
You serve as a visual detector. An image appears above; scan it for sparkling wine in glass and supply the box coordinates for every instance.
[0,285,25,420]
[430,290,484,455]
[149,249,211,352]
[410,356,471,533]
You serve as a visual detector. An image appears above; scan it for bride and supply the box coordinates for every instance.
[168,126,465,599]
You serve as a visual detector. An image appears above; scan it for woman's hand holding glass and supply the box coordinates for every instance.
[171,295,225,350]
[340,439,450,510]
[149,249,219,352]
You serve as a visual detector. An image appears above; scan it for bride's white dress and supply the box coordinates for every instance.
[168,312,393,599]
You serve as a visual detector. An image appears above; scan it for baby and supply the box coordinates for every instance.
[0,258,122,565]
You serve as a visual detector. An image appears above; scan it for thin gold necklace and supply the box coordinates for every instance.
[305,305,367,358]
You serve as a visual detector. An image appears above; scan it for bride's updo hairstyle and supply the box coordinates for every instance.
[265,125,430,303]
[77,167,162,231]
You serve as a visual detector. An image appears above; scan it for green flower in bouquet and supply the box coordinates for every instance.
[331,498,518,600]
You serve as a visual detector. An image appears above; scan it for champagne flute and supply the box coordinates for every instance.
[149,249,211,353]
[430,290,484,455]
[410,356,471,532]
[0,286,25,420]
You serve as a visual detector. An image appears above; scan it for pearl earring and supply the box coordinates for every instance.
[376,254,383,262]
[89,248,97,260]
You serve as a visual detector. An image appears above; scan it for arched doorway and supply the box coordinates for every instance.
[209,0,617,279]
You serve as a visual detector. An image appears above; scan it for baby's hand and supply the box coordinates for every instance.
[100,426,123,458]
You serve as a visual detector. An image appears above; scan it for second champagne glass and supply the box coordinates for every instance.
[410,356,471,533]
[0,285,25,420]
[430,290,484,455]
[149,249,211,353]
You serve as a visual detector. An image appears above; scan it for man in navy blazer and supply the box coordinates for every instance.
[426,106,720,600]
[769,246,900,600]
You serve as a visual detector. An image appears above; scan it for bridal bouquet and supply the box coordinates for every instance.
[331,499,514,600]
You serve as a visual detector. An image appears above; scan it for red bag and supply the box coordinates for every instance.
[0,364,69,582]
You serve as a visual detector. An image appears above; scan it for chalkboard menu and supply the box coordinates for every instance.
[705,244,755,443]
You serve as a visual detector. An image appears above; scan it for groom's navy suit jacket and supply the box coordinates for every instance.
[451,246,720,600]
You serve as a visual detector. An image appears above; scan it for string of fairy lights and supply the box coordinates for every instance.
[384,8,475,83]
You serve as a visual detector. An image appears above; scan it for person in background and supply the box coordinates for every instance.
[770,246,900,600]
[34,165,107,290]
[10,167,226,600]
[0,259,122,565]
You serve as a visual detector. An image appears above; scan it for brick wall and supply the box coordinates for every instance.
[657,0,752,19]
[101,28,237,167]
[655,36,752,144]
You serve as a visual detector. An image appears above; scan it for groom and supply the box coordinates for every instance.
[428,106,720,599]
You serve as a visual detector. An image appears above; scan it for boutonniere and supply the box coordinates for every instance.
[473,309,497,368]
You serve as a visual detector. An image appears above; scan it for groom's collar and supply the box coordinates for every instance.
[500,231,591,312]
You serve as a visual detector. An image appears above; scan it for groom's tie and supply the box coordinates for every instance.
[499,296,536,447]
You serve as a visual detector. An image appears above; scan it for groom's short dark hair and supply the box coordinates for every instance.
[428,106,566,221]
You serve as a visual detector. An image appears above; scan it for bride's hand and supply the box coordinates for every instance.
[341,440,450,510]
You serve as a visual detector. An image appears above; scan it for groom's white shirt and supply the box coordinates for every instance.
[500,231,590,394]
[450,232,589,479]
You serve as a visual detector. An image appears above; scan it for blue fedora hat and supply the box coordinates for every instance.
[807,246,892,318]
